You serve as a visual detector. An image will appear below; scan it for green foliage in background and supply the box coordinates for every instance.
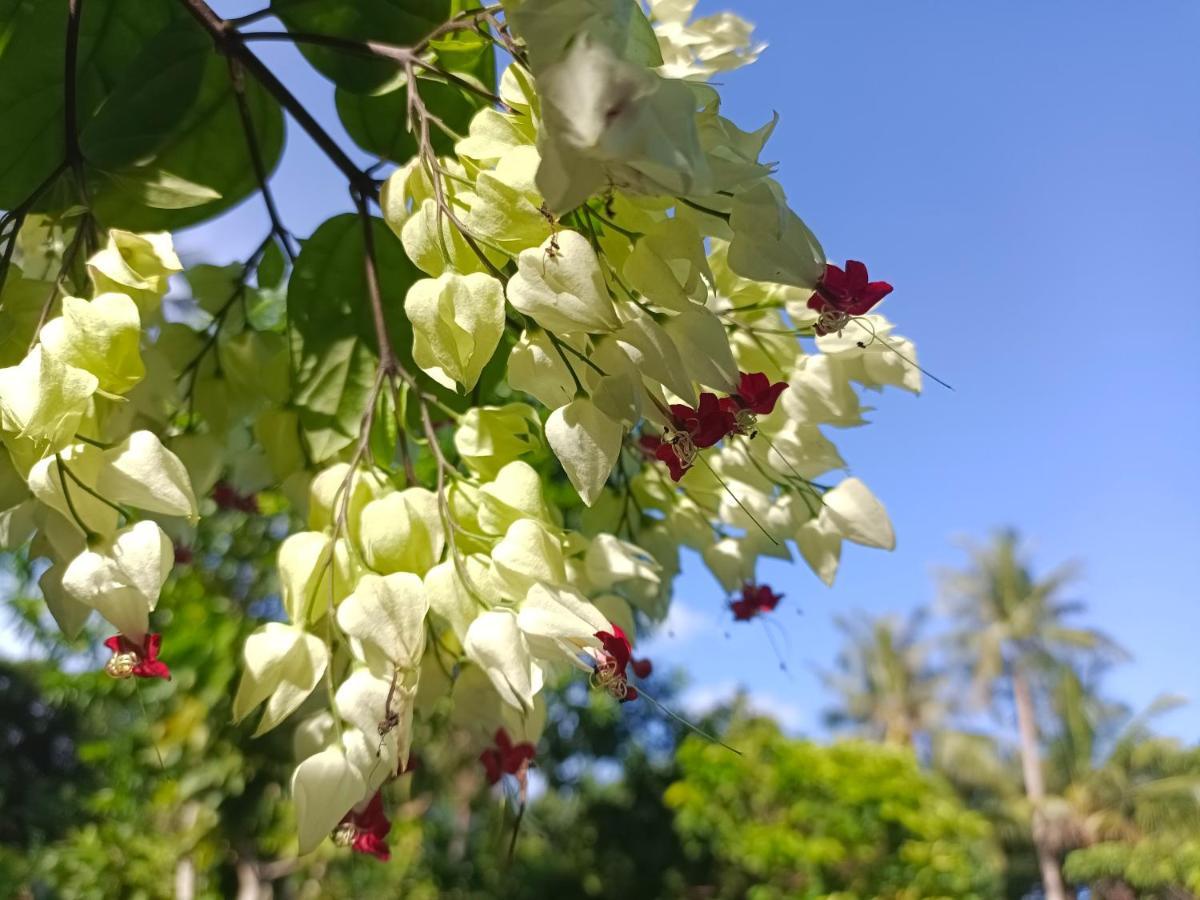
[667,719,1003,900]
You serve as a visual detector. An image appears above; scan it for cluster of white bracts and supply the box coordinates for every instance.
[0,229,199,646]
[0,0,926,858]
[273,0,923,854]
[245,456,659,853]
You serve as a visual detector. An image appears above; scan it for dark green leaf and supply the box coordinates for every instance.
[288,214,419,462]
[80,21,209,169]
[271,0,450,94]
[0,0,184,209]
[256,236,287,291]
[87,47,285,231]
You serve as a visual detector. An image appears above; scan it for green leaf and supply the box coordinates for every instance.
[87,45,285,230]
[95,169,222,210]
[336,75,478,164]
[288,214,420,462]
[271,0,450,94]
[369,383,400,472]
[0,0,185,208]
[0,273,50,366]
[80,21,209,169]
[246,286,287,333]
[257,237,287,291]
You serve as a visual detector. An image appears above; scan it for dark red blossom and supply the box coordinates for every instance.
[631,657,653,679]
[670,393,736,449]
[335,790,392,860]
[592,624,639,702]
[211,480,258,514]
[173,544,194,566]
[642,393,737,483]
[479,728,536,786]
[103,633,171,680]
[729,582,784,622]
[640,434,690,482]
[807,260,893,335]
[729,372,788,416]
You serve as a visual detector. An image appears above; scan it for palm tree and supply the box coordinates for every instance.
[1052,671,1200,848]
[821,609,945,747]
[941,529,1125,900]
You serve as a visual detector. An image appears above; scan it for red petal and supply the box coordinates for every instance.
[844,260,869,292]
[654,443,689,481]
[132,659,172,680]
[352,833,390,860]
[821,263,848,295]
[493,727,512,753]
[480,749,503,785]
[142,632,162,660]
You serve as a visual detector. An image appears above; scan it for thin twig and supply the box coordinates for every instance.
[29,223,89,350]
[0,160,70,298]
[176,232,275,384]
[177,0,376,197]
[64,0,88,202]
[55,454,97,540]
[227,57,297,262]
[238,31,507,108]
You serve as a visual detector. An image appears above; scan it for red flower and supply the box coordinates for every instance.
[641,434,692,482]
[670,393,736,449]
[631,657,653,679]
[211,480,258,514]
[103,633,171,680]
[335,790,392,860]
[730,372,788,416]
[592,624,639,702]
[643,393,738,482]
[729,582,783,621]
[654,442,690,481]
[172,543,194,566]
[807,260,892,335]
[479,728,536,786]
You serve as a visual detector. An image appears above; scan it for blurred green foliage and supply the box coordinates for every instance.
[667,720,1003,900]
[1,519,1197,899]
[1064,838,1200,899]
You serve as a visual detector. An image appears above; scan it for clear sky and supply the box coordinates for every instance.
[187,1,1200,740]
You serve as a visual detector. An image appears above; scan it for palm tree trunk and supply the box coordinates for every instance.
[1013,666,1071,900]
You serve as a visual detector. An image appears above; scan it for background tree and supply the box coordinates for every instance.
[666,714,1004,900]
[942,529,1125,900]
[820,608,945,748]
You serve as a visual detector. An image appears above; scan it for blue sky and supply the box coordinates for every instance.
[185,2,1200,739]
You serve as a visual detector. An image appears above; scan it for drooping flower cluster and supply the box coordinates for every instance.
[0,0,925,861]
[0,228,198,676]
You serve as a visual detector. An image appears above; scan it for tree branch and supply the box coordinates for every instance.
[353,191,397,374]
[176,0,376,198]
[64,0,98,254]
[64,0,85,182]
[238,31,506,108]
[227,58,296,262]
